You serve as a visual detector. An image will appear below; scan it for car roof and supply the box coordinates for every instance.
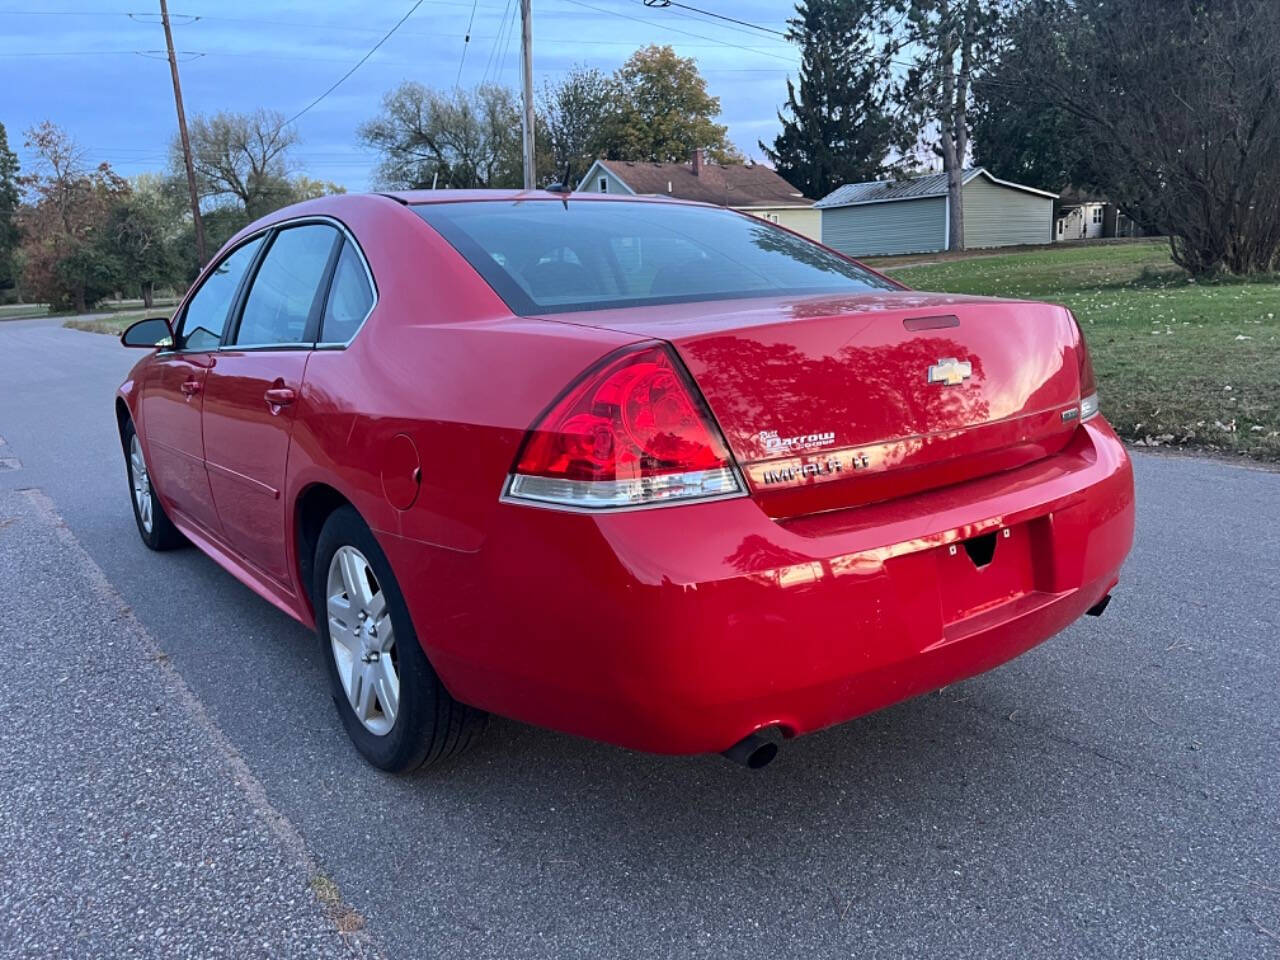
[216,190,727,269]
[383,189,712,209]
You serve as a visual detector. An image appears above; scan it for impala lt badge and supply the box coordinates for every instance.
[760,452,871,485]
[927,357,972,386]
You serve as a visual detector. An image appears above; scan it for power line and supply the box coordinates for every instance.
[0,8,132,14]
[496,0,520,82]
[136,48,203,61]
[556,0,794,64]
[127,12,198,25]
[0,3,495,16]
[454,0,480,90]
[481,0,516,86]
[282,0,427,127]
[639,0,787,39]
[0,40,798,65]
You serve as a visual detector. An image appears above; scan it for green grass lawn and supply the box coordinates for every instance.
[887,240,1280,462]
[63,310,164,335]
[0,303,50,320]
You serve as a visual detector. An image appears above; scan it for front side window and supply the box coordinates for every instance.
[177,236,265,351]
[414,200,896,315]
[234,224,340,347]
[320,241,375,343]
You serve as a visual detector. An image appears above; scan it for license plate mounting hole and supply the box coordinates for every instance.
[962,532,998,568]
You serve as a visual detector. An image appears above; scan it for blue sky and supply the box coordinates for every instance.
[1,1,800,190]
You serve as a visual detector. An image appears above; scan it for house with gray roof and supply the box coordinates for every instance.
[815,168,1058,257]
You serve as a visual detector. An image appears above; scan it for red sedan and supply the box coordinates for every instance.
[117,192,1134,771]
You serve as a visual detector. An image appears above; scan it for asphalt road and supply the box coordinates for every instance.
[1,317,1277,959]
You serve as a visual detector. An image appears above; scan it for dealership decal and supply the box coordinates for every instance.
[757,428,837,454]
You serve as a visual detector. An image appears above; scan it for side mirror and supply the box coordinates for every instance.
[121,317,174,350]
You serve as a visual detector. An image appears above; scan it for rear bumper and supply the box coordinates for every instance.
[384,418,1135,755]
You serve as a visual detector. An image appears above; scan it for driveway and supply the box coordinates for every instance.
[1,317,1277,959]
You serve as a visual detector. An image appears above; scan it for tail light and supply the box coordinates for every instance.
[504,343,745,510]
[1071,312,1099,420]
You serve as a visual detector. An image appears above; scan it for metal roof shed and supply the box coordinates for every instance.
[815,168,1058,257]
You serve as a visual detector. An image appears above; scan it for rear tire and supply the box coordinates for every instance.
[313,505,487,772]
[123,418,185,551]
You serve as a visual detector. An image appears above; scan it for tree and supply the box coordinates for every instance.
[360,83,534,189]
[762,0,899,199]
[542,65,617,180]
[604,45,741,164]
[97,188,179,309]
[1002,0,1280,275]
[174,205,251,285]
[969,2,1091,194]
[19,121,127,312]
[177,109,298,217]
[0,122,19,294]
[879,0,1002,250]
[288,176,347,203]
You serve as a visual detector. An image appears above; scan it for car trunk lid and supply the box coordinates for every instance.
[544,292,1087,518]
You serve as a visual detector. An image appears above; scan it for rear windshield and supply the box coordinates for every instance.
[413,199,897,315]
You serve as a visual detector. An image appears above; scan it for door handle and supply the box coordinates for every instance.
[264,387,297,407]
[180,379,202,396]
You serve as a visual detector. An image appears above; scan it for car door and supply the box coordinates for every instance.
[201,222,344,585]
[139,235,266,538]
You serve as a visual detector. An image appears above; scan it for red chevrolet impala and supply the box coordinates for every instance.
[116,192,1134,771]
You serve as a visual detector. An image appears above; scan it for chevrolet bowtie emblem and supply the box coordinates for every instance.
[927,357,972,386]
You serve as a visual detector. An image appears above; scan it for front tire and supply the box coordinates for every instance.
[313,505,486,772]
[123,418,185,551]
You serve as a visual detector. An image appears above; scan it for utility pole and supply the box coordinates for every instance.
[520,0,536,189]
[160,0,206,264]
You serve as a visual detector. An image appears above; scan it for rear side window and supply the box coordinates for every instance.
[414,200,896,315]
[178,236,264,350]
[234,224,340,347]
[320,241,375,343]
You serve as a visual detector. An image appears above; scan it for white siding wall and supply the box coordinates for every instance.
[737,206,822,241]
[820,197,947,257]
[576,164,635,195]
[963,176,1054,248]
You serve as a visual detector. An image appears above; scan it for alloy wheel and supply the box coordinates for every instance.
[129,434,153,534]
[326,545,399,736]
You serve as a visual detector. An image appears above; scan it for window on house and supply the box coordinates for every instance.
[599,177,607,193]
[1092,207,1104,223]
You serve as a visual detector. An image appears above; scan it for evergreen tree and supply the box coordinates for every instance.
[0,122,20,293]
[761,0,897,200]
